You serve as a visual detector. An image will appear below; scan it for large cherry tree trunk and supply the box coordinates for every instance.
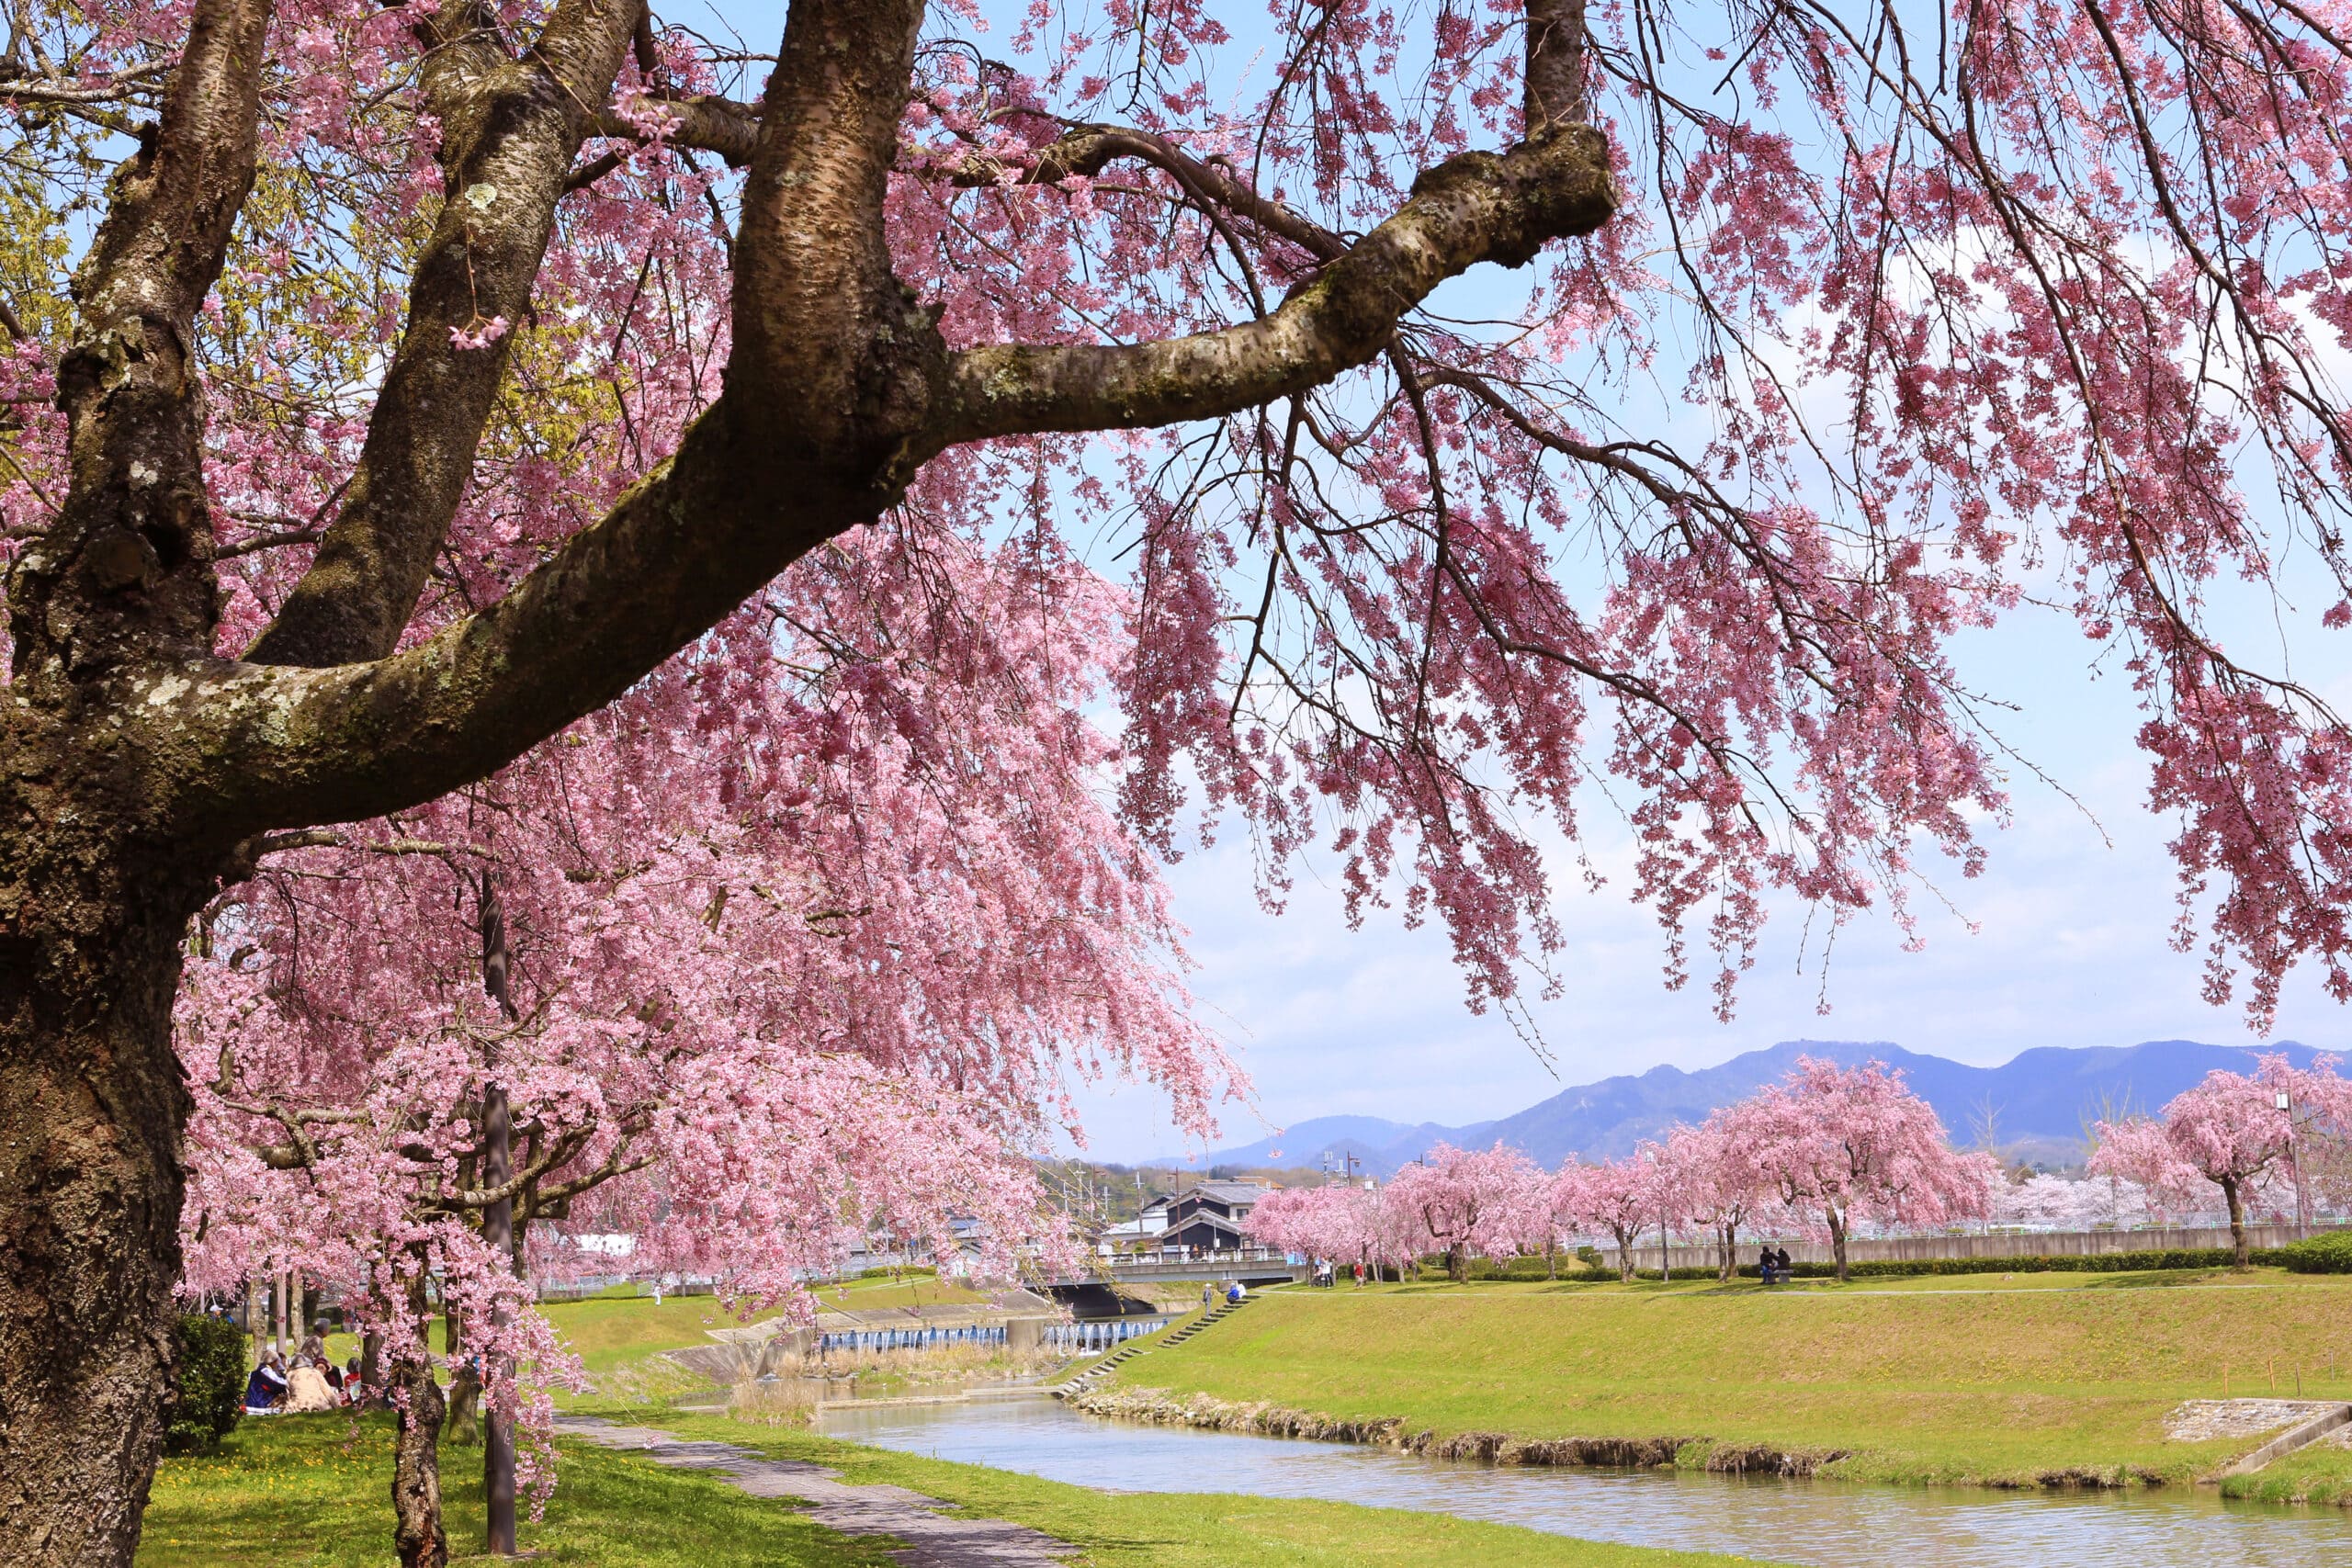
[0,825,216,1565]
[390,1342,450,1568]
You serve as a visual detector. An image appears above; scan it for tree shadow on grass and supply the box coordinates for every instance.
[2084,1269,2234,1290]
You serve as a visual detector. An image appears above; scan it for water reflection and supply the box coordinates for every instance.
[816,1394,2352,1567]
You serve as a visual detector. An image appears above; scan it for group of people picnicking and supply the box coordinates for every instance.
[241,1334,366,1415]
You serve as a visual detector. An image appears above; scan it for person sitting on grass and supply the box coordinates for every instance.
[243,1350,288,1414]
[284,1354,337,1413]
[343,1355,365,1404]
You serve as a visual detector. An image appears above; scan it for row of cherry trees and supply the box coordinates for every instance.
[1250,1055,2352,1282]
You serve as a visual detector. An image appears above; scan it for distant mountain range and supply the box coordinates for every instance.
[1147,1038,2335,1176]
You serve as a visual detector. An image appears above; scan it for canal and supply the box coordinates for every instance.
[814,1393,2352,1566]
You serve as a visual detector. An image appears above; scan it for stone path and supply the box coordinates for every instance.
[558,1415,1076,1566]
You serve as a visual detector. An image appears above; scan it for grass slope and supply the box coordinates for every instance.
[1105,1272,2352,1487]
[138,1411,1759,1568]
[138,1415,898,1567]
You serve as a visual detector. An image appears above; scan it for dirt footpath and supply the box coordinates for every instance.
[558,1414,1077,1566]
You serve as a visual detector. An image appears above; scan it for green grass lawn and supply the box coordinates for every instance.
[2221,1438,2352,1504]
[137,1410,1759,1567]
[1099,1271,2352,1488]
[137,1414,899,1567]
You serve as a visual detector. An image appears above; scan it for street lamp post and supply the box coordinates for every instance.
[2278,1089,2311,1241]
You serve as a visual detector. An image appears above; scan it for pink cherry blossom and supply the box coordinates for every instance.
[2090,1055,2352,1263]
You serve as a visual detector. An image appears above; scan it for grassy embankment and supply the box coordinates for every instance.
[1096,1269,2352,1495]
[136,1410,1760,1567]
[313,1271,1006,1398]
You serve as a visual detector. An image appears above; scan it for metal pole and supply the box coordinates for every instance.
[2278,1089,2310,1241]
[480,873,518,1557]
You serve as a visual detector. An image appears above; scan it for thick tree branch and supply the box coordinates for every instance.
[153,400,838,830]
[933,130,1613,446]
[0,62,173,107]
[1523,0,1588,135]
[243,0,643,669]
[946,125,1345,261]
[3,0,271,679]
[589,93,761,164]
[729,0,939,480]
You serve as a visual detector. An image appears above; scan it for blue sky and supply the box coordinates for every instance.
[1067,586,2352,1163]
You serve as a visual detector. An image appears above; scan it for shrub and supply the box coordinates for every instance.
[165,1313,247,1455]
[2278,1230,2352,1274]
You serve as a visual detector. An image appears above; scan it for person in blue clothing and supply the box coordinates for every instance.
[243,1349,288,1413]
[1758,1246,1777,1286]
[1226,1280,1245,1305]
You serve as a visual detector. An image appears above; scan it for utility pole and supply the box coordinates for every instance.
[2278,1089,2310,1240]
[479,872,520,1557]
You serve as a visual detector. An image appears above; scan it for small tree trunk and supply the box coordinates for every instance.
[1447,1241,1467,1283]
[1828,1208,1850,1282]
[361,1329,385,1406]
[2222,1175,2248,1269]
[1544,1241,1557,1281]
[1613,1226,1635,1284]
[444,1297,480,1444]
[1718,1222,1734,1284]
[390,1349,448,1568]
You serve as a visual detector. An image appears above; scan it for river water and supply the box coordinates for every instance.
[814,1393,2352,1566]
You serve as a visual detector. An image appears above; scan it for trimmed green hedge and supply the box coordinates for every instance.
[166,1313,247,1455]
[2278,1230,2352,1273]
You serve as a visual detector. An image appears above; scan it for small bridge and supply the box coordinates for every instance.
[1035,1257,1312,1318]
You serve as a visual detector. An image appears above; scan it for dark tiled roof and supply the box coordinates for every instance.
[1182,1180,1269,1204]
